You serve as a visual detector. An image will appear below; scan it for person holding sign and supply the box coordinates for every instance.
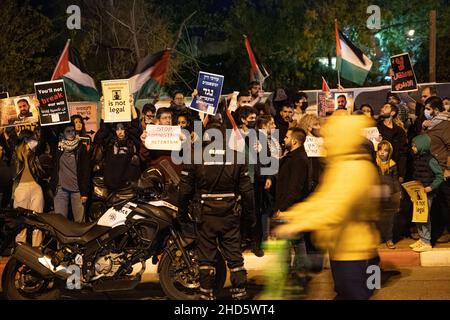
[409,135,444,252]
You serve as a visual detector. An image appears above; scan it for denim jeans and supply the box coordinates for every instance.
[53,187,85,222]
[416,195,434,245]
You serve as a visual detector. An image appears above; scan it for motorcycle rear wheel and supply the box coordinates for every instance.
[2,258,60,300]
[158,250,227,300]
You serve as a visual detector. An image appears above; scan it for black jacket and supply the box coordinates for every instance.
[274,115,289,150]
[377,121,408,179]
[50,143,91,197]
[276,146,309,211]
[178,148,255,223]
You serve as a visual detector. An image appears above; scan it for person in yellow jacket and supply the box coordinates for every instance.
[275,113,381,300]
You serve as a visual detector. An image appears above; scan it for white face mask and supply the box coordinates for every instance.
[424,109,433,120]
[27,140,38,151]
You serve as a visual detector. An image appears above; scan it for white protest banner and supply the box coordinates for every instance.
[101,79,131,123]
[304,136,326,157]
[363,127,381,149]
[145,125,181,151]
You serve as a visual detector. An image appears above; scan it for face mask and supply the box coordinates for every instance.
[27,140,38,151]
[247,121,256,129]
[424,109,433,120]
[241,103,252,108]
[444,104,450,112]
[64,130,75,141]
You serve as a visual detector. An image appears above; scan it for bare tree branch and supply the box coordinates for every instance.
[171,11,197,49]
[105,10,133,32]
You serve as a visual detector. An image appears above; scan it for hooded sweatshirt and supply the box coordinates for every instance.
[285,115,380,261]
[424,111,450,172]
[412,134,444,192]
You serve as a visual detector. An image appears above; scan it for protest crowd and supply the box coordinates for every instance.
[0,77,449,300]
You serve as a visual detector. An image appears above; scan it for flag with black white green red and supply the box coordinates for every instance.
[128,49,171,100]
[244,35,269,85]
[51,40,100,102]
[335,21,372,85]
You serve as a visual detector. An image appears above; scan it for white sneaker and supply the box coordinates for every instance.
[412,242,432,252]
[409,240,423,249]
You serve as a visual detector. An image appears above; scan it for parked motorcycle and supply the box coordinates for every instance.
[0,167,226,300]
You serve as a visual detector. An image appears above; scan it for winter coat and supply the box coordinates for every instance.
[285,115,380,261]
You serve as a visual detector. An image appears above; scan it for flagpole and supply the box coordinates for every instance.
[51,39,71,81]
[337,69,341,89]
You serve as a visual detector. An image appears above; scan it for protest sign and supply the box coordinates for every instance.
[402,181,429,223]
[363,127,381,149]
[304,136,326,157]
[390,53,418,93]
[144,125,181,151]
[69,102,99,140]
[317,92,335,116]
[34,80,70,126]
[0,94,39,130]
[101,79,131,123]
[333,91,354,114]
[190,71,224,115]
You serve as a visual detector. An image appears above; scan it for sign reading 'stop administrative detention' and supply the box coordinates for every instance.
[190,71,224,115]
[34,80,70,126]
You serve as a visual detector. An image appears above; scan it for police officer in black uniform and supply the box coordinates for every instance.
[178,122,255,300]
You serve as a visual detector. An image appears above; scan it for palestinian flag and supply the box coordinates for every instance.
[335,21,372,85]
[322,76,331,94]
[244,35,269,85]
[129,49,171,100]
[51,40,99,101]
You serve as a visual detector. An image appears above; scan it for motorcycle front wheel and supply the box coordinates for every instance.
[2,258,60,300]
[158,249,227,300]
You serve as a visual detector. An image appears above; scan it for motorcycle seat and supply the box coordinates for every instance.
[39,213,99,237]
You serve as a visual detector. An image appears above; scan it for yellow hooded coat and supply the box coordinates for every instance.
[286,115,380,261]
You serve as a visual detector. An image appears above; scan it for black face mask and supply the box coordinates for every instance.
[300,102,308,111]
[247,121,256,129]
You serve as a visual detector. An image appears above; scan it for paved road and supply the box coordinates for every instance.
[2,259,449,300]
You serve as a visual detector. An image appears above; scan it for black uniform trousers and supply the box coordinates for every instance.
[197,212,244,269]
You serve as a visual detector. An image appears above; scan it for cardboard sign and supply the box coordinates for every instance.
[402,181,429,223]
[190,71,224,115]
[363,127,381,149]
[34,80,70,126]
[304,136,326,157]
[390,53,418,93]
[101,79,131,123]
[0,94,39,128]
[144,124,181,151]
[69,102,99,140]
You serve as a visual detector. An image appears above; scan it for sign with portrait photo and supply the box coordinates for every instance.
[101,79,131,123]
[0,94,39,128]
